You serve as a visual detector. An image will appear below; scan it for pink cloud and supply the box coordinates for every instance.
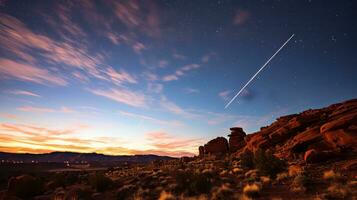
[172,52,186,60]
[0,14,136,87]
[9,90,41,97]
[144,131,202,156]
[162,63,201,82]
[17,106,76,113]
[233,9,250,25]
[162,75,179,82]
[89,88,147,108]
[112,1,161,37]
[0,59,67,86]
[105,67,137,85]
[219,90,232,101]
[132,42,146,54]
[158,60,169,68]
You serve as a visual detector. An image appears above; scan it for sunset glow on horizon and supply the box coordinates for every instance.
[1,1,356,157]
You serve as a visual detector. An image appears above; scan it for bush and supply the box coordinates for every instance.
[174,170,213,195]
[243,183,261,198]
[291,170,310,192]
[253,149,287,178]
[89,173,113,192]
[240,150,254,170]
[7,175,44,198]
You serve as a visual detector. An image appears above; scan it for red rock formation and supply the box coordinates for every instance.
[198,98,357,163]
[228,127,246,152]
[203,137,229,156]
[198,146,204,157]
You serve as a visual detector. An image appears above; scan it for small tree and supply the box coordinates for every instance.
[254,149,287,178]
[240,150,255,170]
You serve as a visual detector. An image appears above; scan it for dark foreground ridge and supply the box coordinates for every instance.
[0,151,175,164]
[0,98,356,200]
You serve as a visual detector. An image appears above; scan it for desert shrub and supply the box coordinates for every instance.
[324,184,351,200]
[7,175,44,198]
[290,170,310,192]
[240,150,254,170]
[158,190,176,200]
[253,149,287,178]
[89,173,113,192]
[211,184,235,200]
[243,183,261,198]
[116,184,136,200]
[174,170,213,196]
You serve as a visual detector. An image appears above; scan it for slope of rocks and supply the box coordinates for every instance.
[200,98,357,163]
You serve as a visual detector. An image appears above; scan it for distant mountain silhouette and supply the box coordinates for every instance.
[0,151,175,163]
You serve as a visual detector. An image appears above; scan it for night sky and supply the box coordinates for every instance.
[0,0,356,157]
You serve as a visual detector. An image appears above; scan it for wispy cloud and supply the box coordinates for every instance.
[160,96,198,118]
[162,63,200,82]
[183,88,200,94]
[118,110,183,127]
[0,59,67,86]
[17,106,76,113]
[89,88,148,108]
[219,90,232,101]
[9,90,41,97]
[144,132,202,156]
[0,14,136,87]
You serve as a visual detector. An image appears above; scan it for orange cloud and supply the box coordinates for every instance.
[144,132,202,156]
[17,106,76,113]
[0,123,196,157]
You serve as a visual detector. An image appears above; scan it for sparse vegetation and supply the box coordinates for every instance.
[240,150,255,170]
[253,149,287,178]
[243,183,261,198]
[89,172,113,192]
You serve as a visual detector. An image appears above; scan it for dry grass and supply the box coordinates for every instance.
[322,170,338,181]
[243,183,261,198]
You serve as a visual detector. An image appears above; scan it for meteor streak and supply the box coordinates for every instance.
[225,34,295,109]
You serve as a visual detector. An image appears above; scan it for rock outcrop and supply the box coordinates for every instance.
[198,98,357,163]
[202,137,229,156]
[228,127,246,152]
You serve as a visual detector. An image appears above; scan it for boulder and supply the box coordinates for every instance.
[323,129,357,150]
[203,137,229,155]
[288,127,323,153]
[304,149,337,164]
[228,127,246,152]
[7,175,43,198]
[320,112,357,133]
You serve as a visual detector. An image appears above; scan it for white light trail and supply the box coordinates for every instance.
[225,34,295,109]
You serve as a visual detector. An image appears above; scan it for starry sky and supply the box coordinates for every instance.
[0,0,356,157]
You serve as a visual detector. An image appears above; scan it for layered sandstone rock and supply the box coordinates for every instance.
[203,137,229,156]
[228,127,246,152]
[199,98,357,163]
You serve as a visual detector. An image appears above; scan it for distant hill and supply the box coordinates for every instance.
[0,151,175,164]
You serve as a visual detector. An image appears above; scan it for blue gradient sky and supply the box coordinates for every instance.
[0,0,356,156]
